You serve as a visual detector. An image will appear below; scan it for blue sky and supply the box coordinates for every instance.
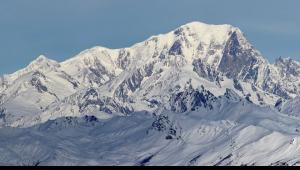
[0,0,299,75]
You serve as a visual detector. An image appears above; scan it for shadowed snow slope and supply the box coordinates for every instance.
[1,98,300,166]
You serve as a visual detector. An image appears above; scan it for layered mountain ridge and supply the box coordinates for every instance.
[2,90,300,165]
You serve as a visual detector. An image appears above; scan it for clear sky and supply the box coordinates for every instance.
[0,0,299,75]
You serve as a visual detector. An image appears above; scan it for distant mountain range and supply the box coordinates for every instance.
[1,21,300,166]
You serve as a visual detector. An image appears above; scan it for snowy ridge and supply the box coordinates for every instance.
[0,22,299,124]
[1,21,299,127]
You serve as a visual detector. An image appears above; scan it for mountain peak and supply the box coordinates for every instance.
[30,55,52,65]
[180,21,234,29]
[36,54,48,60]
[26,55,60,71]
[176,21,239,36]
[4,55,60,82]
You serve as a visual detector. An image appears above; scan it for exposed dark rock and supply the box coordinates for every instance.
[114,63,154,101]
[30,72,48,93]
[146,99,160,108]
[214,154,233,166]
[60,71,80,89]
[138,155,155,166]
[151,115,170,132]
[275,98,283,110]
[79,88,133,115]
[169,41,183,56]
[174,28,184,36]
[0,107,6,120]
[189,154,202,166]
[85,58,115,86]
[170,85,217,112]
[275,57,300,78]
[117,50,131,70]
[245,94,253,103]
[272,84,291,100]
[149,114,181,140]
[233,79,243,92]
[193,59,220,82]
[270,161,289,166]
[256,93,264,102]
[218,31,260,83]
[83,115,98,123]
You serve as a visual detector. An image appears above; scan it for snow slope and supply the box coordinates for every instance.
[1,94,300,166]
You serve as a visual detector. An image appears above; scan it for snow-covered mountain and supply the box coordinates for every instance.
[0,55,81,126]
[1,21,300,166]
[1,21,297,127]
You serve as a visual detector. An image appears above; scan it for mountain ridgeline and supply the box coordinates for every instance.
[0,21,299,127]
